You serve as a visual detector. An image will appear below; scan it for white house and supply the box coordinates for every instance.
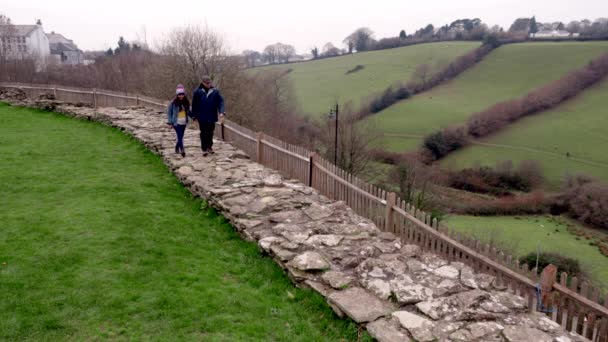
[531,30,578,38]
[0,20,51,70]
[47,31,84,65]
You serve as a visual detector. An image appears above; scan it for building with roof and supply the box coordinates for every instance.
[0,20,50,69]
[531,30,579,39]
[47,31,84,65]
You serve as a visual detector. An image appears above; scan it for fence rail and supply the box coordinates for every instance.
[2,82,607,341]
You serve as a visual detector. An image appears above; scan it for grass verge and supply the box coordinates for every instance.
[0,103,370,341]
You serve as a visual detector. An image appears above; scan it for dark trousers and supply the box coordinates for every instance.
[173,124,186,151]
[199,122,216,151]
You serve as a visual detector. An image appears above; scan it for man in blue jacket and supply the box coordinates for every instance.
[191,76,225,156]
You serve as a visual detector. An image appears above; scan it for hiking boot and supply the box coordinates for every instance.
[208,148,215,155]
[202,149,209,157]
[181,151,186,157]
[175,146,179,154]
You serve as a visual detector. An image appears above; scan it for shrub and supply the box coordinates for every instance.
[455,192,548,216]
[519,252,582,278]
[558,176,608,230]
[369,148,403,165]
[368,86,411,114]
[517,160,544,189]
[421,126,468,161]
[345,65,365,75]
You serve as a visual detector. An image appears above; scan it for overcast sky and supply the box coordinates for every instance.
[4,0,607,53]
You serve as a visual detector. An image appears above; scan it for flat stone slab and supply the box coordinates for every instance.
[321,271,353,289]
[392,311,436,342]
[288,251,329,271]
[366,319,410,342]
[502,326,553,342]
[328,287,393,323]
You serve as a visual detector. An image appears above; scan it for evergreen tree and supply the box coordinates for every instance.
[399,30,407,39]
[530,16,539,34]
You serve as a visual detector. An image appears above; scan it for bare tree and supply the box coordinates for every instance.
[321,42,340,57]
[263,44,278,64]
[0,13,15,59]
[156,24,231,90]
[322,103,379,175]
[343,27,375,52]
[262,43,296,64]
[277,43,296,63]
[411,63,430,89]
[242,49,260,68]
[389,154,442,209]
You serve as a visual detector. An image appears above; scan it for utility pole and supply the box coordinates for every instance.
[328,103,339,165]
[334,103,339,166]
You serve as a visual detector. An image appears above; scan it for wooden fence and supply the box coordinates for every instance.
[2,82,607,341]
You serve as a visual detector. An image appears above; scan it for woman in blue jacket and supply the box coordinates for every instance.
[166,84,190,157]
[191,76,225,156]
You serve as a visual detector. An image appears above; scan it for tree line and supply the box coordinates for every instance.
[242,17,608,68]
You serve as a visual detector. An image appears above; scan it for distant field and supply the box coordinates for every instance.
[446,215,608,288]
[442,78,608,187]
[253,42,479,118]
[371,42,608,152]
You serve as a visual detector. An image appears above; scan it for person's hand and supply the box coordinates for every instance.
[166,123,172,129]
[219,113,225,124]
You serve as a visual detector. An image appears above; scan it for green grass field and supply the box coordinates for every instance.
[370,42,608,152]
[446,215,608,288]
[441,78,608,187]
[0,103,369,341]
[254,42,479,118]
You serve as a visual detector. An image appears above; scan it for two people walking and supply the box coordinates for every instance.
[166,76,225,157]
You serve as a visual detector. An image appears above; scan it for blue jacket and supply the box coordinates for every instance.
[191,86,225,123]
[166,101,191,125]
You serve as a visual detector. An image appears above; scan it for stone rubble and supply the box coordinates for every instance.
[0,91,589,342]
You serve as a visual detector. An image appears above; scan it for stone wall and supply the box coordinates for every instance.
[0,92,587,342]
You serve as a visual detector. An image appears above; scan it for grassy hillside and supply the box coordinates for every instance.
[446,215,608,288]
[442,78,608,187]
[254,42,479,118]
[371,42,608,152]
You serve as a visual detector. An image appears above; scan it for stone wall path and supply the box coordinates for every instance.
[1,93,587,342]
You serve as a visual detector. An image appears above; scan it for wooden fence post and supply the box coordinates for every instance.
[384,192,396,232]
[136,95,140,106]
[539,264,557,312]
[93,88,97,108]
[53,85,57,98]
[256,132,264,163]
[308,152,315,187]
[220,121,225,141]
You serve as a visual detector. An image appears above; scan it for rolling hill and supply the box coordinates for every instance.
[253,42,480,118]
[441,77,608,186]
[370,42,608,152]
